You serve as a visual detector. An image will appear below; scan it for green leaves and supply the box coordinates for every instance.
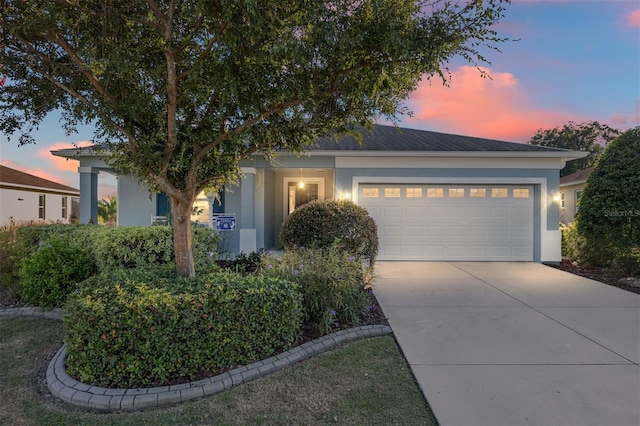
[2,0,511,275]
[528,121,621,177]
[64,270,303,388]
[577,127,640,253]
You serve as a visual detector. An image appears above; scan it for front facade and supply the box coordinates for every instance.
[52,125,586,263]
[0,165,79,226]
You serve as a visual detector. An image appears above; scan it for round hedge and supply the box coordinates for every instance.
[279,199,378,261]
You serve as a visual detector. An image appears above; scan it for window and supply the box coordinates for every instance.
[61,197,67,219]
[492,188,508,198]
[470,188,486,198]
[38,194,46,219]
[513,188,530,198]
[384,187,400,198]
[406,187,422,198]
[449,188,465,198]
[363,188,379,198]
[560,192,565,208]
[427,188,443,198]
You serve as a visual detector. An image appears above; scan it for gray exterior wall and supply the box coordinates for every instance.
[117,174,157,226]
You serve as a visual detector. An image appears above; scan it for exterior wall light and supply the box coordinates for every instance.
[551,190,561,203]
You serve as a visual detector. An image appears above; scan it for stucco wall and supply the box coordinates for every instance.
[116,175,157,226]
[0,188,75,226]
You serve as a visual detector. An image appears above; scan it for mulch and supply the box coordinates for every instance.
[550,259,640,295]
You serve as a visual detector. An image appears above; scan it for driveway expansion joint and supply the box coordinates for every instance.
[1,306,392,412]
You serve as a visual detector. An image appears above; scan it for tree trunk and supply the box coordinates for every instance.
[172,198,195,277]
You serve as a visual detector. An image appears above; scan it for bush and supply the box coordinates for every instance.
[19,235,97,308]
[279,199,379,261]
[15,223,94,255]
[91,226,220,272]
[575,127,640,275]
[64,269,302,388]
[0,224,30,290]
[577,127,640,252]
[262,247,372,335]
[560,221,615,266]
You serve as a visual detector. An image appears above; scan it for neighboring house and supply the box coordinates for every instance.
[0,165,79,226]
[559,167,594,224]
[51,125,586,263]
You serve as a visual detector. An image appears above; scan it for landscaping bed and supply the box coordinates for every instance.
[550,259,640,295]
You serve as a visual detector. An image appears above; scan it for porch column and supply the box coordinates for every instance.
[239,167,256,253]
[78,167,99,224]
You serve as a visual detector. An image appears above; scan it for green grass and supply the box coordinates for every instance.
[0,317,437,425]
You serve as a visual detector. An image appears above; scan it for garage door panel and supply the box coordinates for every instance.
[404,225,425,236]
[405,206,424,217]
[360,183,534,261]
[383,206,402,217]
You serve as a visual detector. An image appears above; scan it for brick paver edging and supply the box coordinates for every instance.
[1,307,392,412]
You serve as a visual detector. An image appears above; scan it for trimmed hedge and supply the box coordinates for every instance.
[64,269,303,388]
[279,199,379,261]
[91,226,219,272]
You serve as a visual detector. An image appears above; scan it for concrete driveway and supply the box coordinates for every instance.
[373,262,640,426]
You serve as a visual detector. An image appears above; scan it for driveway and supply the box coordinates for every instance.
[373,262,640,426]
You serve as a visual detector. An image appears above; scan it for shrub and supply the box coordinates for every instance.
[19,235,97,308]
[217,250,266,274]
[15,223,94,255]
[560,221,614,266]
[279,199,379,261]
[0,224,30,290]
[91,226,220,272]
[262,247,372,335]
[577,127,640,252]
[64,269,302,388]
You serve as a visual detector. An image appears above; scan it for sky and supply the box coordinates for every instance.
[1,0,639,199]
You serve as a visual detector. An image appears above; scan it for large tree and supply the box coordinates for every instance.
[528,121,620,177]
[1,0,510,276]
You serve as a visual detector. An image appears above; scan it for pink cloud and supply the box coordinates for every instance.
[37,141,92,173]
[402,66,578,142]
[1,159,76,187]
[624,9,640,28]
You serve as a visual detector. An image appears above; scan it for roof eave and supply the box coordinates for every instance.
[270,150,590,159]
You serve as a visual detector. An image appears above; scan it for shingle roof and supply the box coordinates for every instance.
[560,166,595,186]
[312,125,572,152]
[0,165,79,193]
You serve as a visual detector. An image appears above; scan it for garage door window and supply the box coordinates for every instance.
[384,188,400,198]
[363,188,379,198]
[427,188,443,198]
[492,188,508,198]
[470,188,486,198]
[449,188,465,198]
[513,188,530,198]
[406,187,422,198]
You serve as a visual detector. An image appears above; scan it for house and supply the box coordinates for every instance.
[559,167,594,224]
[0,165,79,226]
[51,125,587,263]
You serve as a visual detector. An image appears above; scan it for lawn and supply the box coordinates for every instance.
[0,317,437,426]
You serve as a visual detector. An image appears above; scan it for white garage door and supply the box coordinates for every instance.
[359,184,534,261]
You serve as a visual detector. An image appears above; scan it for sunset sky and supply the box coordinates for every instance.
[1,0,639,199]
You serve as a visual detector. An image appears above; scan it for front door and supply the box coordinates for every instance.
[288,182,319,215]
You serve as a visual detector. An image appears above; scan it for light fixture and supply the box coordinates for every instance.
[298,168,304,188]
[551,190,561,203]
